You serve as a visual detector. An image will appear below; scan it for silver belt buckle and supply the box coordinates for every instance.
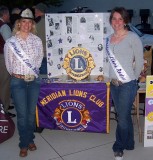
[24,75,35,82]
[111,79,123,86]
[112,79,119,86]
[118,80,123,85]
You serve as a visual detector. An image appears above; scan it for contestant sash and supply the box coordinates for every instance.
[7,36,39,77]
[105,37,131,83]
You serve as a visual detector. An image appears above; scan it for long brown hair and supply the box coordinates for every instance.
[109,7,130,25]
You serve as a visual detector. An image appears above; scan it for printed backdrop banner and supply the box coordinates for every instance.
[45,13,113,78]
[36,82,110,133]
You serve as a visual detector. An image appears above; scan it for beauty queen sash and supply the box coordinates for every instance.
[105,37,131,83]
[7,36,39,77]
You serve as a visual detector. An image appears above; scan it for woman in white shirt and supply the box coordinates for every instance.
[4,8,43,157]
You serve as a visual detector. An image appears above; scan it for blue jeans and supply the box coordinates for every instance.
[10,77,41,149]
[110,80,138,153]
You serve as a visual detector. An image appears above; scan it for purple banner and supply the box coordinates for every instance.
[36,82,110,133]
[145,98,153,116]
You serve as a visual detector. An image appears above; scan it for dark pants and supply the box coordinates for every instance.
[0,54,11,112]
[111,80,138,152]
[39,57,47,74]
[11,77,41,148]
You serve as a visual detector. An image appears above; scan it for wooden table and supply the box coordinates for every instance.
[133,87,146,142]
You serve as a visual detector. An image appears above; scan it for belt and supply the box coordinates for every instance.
[12,73,25,79]
[12,73,35,82]
[111,79,123,86]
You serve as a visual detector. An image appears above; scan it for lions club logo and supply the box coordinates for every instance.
[63,47,95,81]
[53,100,91,131]
[147,112,153,121]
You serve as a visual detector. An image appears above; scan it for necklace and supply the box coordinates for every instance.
[113,33,126,38]
[113,31,127,38]
[111,31,128,45]
[112,43,116,54]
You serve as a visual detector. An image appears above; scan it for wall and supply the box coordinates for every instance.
[49,0,153,28]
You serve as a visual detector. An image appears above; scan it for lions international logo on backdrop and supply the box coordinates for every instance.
[63,47,95,80]
[53,100,91,131]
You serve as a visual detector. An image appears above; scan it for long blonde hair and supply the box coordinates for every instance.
[12,19,37,35]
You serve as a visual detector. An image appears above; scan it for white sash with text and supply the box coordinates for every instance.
[7,36,39,77]
[105,37,131,83]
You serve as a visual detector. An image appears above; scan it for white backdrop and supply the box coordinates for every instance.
[45,13,113,78]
